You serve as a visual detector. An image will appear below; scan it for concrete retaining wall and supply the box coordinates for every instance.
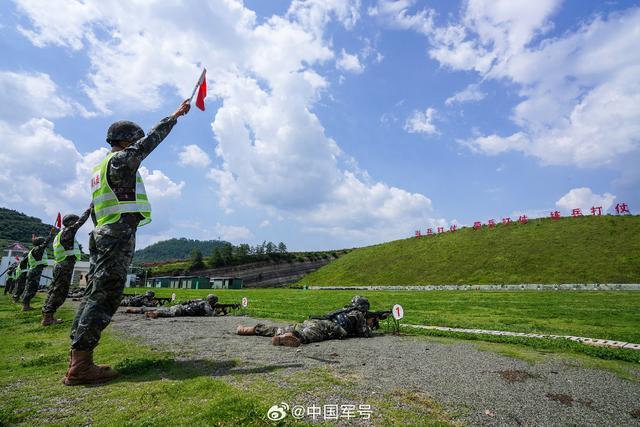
[307,283,640,291]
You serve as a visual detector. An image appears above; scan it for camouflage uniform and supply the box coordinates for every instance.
[3,264,16,294]
[22,233,55,306]
[142,298,216,317]
[70,116,178,352]
[12,257,30,302]
[254,310,372,344]
[42,208,91,315]
[120,293,157,307]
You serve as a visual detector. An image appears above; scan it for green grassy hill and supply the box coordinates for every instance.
[299,215,640,286]
[134,238,229,263]
[0,207,53,244]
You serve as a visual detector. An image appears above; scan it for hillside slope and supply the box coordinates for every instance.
[0,207,53,244]
[134,238,228,263]
[298,215,640,286]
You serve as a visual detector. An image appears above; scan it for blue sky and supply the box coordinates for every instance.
[1,0,638,251]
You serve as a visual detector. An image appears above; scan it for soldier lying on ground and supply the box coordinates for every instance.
[67,288,86,300]
[119,290,158,307]
[125,294,233,317]
[236,296,384,347]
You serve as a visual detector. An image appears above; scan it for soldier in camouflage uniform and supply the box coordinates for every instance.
[21,232,56,311]
[11,256,29,303]
[237,296,375,347]
[41,208,91,326]
[3,263,17,295]
[64,99,190,386]
[126,294,218,318]
[119,290,157,307]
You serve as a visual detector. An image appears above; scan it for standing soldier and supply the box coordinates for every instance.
[64,98,190,386]
[41,207,92,326]
[22,232,56,311]
[12,254,30,303]
[3,262,17,295]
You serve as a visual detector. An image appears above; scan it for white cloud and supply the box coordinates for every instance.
[0,118,103,218]
[445,83,486,105]
[555,187,616,214]
[404,108,438,135]
[14,0,447,245]
[178,144,211,168]
[368,0,435,34]
[0,71,76,122]
[336,49,364,74]
[387,1,640,168]
[139,167,185,199]
[214,223,252,243]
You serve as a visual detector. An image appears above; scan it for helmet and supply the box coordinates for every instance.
[62,214,79,227]
[106,120,144,145]
[206,294,218,305]
[32,236,45,246]
[351,295,370,311]
[144,291,155,298]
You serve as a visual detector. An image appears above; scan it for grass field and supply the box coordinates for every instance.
[298,215,640,286]
[145,288,640,342]
[0,295,455,426]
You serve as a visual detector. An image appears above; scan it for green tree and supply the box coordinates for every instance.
[265,241,276,254]
[221,242,233,264]
[277,242,287,254]
[209,247,222,267]
[189,249,205,270]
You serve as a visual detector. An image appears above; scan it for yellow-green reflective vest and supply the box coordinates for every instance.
[91,152,151,227]
[28,249,48,269]
[53,231,82,263]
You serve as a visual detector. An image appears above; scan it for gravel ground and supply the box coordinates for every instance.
[112,310,640,426]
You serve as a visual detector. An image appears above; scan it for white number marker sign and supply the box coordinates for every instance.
[392,304,404,320]
[241,297,248,308]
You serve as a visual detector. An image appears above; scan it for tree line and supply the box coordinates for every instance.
[190,241,289,270]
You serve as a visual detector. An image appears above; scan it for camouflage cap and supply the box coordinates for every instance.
[206,294,219,304]
[62,214,79,227]
[351,295,370,311]
[106,120,144,145]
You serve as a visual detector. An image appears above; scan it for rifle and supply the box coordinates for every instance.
[364,310,392,330]
[121,293,172,306]
[310,307,393,330]
[213,303,240,316]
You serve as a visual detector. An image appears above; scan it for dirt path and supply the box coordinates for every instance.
[112,310,640,426]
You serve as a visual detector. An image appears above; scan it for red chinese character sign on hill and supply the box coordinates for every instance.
[615,203,630,214]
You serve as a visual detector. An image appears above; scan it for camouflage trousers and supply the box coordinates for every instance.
[71,223,136,351]
[255,319,347,344]
[4,278,14,294]
[43,258,76,314]
[22,266,45,305]
[12,274,27,302]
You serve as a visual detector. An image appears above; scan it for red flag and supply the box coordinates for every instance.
[195,72,207,111]
[55,212,62,228]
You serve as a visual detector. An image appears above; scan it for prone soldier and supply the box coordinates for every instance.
[236,296,386,347]
[126,294,219,318]
[119,290,158,307]
[41,208,91,326]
